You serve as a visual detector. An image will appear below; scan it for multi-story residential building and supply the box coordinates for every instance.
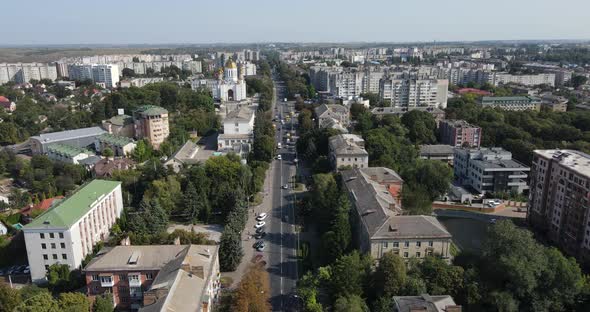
[0,63,58,84]
[46,144,94,164]
[217,106,256,151]
[454,147,530,195]
[341,167,453,261]
[371,106,446,124]
[379,78,449,109]
[528,150,590,265]
[480,96,541,111]
[328,134,369,170]
[84,244,220,311]
[540,93,568,112]
[30,126,107,154]
[329,70,364,98]
[393,294,461,312]
[133,105,170,149]
[23,180,123,283]
[94,133,136,157]
[314,104,350,131]
[67,64,120,88]
[492,72,556,87]
[120,77,164,88]
[439,120,482,148]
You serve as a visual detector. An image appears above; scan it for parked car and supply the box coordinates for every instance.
[255,226,265,234]
[255,221,266,228]
[254,232,266,239]
[256,242,266,251]
[256,213,267,221]
[282,184,289,189]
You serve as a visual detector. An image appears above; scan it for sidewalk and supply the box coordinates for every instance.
[221,161,276,288]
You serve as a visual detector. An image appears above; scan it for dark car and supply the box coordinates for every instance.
[254,232,266,239]
[255,227,265,234]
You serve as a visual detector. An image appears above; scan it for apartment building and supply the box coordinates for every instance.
[328,134,369,170]
[329,70,364,98]
[341,168,453,261]
[379,77,449,109]
[493,73,556,87]
[84,244,220,311]
[68,64,120,88]
[133,105,170,149]
[314,104,350,131]
[528,150,590,265]
[439,120,482,148]
[0,63,58,84]
[23,180,123,283]
[454,147,530,195]
[480,96,541,111]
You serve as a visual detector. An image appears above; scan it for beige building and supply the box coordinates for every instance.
[314,104,350,131]
[133,105,170,149]
[528,150,590,265]
[328,134,369,170]
[102,114,135,137]
[341,167,452,261]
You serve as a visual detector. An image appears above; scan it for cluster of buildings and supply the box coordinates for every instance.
[21,179,220,311]
[0,63,58,84]
[327,134,454,262]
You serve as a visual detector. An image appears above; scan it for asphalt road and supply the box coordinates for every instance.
[267,76,300,311]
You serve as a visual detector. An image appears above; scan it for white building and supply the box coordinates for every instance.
[208,58,247,102]
[379,77,449,109]
[217,106,256,150]
[328,134,369,170]
[0,63,58,84]
[68,64,120,88]
[46,144,94,165]
[23,180,123,283]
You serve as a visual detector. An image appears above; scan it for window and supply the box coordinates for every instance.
[62,254,67,260]
[41,243,47,249]
[52,254,58,260]
[428,241,433,247]
[393,242,399,248]
[43,254,48,260]
[45,265,49,270]
[403,252,409,258]
[49,233,54,239]
[51,243,56,249]
[40,233,45,239]
[128,274,140,283]
[382,242,388,248]
[121,297,129,303]
[118,286,128,293]
[119,274,126,281]
[91,274,99,281]
[59,232,64,239]
[416,252,421,258]
[416,241,421,247]
[130,287,142,297]
[100,276,113,284]
[60,243,65,249]
[404,241,410,248]
[146,273,153,280]
[427,251,433,256]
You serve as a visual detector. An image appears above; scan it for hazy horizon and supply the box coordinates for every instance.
[1,0,590,45]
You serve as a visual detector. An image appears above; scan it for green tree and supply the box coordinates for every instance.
[330,251,372,298]
[375,251,407,297]
[144,176,182,213]
[58,292,90,312]
[93,293,114,312]
[571,75,588,88]
[17,291,59,312]
[131,139,153,162]
[403,159,452,200]
[101,147,114,158]
[47,264,71,292]
[181,181,201,222]
[0,283,21,312]
[333,295,369,312]
[219,230,243,272]
[401,186,433,215]
[252,134,274,162]
[410,256,464,298]
[400,110,437,144]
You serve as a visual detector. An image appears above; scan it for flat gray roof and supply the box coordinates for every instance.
[31,126,106,145]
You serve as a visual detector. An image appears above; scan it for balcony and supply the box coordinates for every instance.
[128,274,141,287]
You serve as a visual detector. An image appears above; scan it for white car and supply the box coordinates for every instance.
[277,155,282,160]
[256,213,267,221]
[255,221,266,228]
[282,184,289,189]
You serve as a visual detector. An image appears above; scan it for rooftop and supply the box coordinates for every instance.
[47,143,93,158]
[329,134,368,156]
[224,106,255,122]
[535,149,590,178]
[97,133,135,147]
[371,106,445,115]
[441,119,479,128]
[170,140,200,164]
[31,126,106,145]
[24,180,121,230]
[84,245,188,272]
[315,104,349,117]
[480,96,540,103]
[373,216,452,240]
[104,114,133,126]
[393,294,460,312]
[134,105,168,117]
[420,145,455,156]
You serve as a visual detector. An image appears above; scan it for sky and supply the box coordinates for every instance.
[1,0,590,45]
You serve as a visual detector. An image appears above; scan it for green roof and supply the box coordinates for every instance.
[24,180,121,230]
[47,143,93,158]
[134,105,168,116]
[97,133,135,147]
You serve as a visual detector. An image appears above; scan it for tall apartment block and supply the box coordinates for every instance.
[528,150,590,265]
[0,63,58,84]
[439,120,482,148]
[133,105,170,149]
[67,64,120,88]
[379,78,449,109]
[23,180,123,283]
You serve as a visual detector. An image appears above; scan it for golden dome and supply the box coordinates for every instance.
[225,58,237,69]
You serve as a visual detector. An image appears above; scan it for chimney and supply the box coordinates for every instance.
[173,237,181,245]
[388,225,398,232]
[120,236,131,246]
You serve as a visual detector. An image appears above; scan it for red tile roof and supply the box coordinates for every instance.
[20,196,64,216]
[0,96,10,103]
[457,88,492,96]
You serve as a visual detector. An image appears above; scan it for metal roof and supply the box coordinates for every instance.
[31,127,106,145]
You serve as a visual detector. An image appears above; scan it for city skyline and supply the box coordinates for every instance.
[1,0,589,45]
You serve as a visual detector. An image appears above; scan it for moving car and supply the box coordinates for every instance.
[256,213,267,221]
[255,221,266,228]
[277,154,282,160]
[282,184,289,189]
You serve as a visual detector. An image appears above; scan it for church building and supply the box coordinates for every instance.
[210,58,247,102]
